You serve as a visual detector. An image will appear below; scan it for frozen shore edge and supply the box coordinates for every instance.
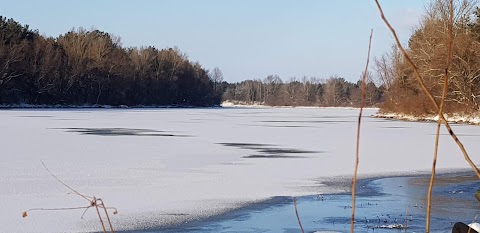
[0,104,222,109]
[373,112,480,125]
[134,168,473,232]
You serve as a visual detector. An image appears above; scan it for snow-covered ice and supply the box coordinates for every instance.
[0,107,479,232]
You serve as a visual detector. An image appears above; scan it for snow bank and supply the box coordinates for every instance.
[221,100,267,108]
[1,108,479,232]
[374,112,480,125]
[221,100,379,110]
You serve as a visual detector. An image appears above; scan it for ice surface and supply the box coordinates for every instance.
[0,107,479,232]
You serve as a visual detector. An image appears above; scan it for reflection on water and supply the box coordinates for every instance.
[143,173,478,233]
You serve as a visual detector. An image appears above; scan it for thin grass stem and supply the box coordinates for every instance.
[426,1,454,232]
[41,161,91,203]
[98,199,115,233]
[293,197,304,233]
[351,28,373,233]
[94,198,107,233]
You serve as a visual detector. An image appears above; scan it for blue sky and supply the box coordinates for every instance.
[0,1,427,82]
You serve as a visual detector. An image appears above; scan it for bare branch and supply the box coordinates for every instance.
[351,29,373,233]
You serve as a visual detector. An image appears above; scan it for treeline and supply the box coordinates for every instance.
[0,15,386,108]
[0,16,220,106]
[375,0,480,114]
[222,75,384,107]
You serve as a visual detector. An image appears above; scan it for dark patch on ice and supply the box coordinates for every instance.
[242,154,307,159]
[219,142,322,159]
[259,120,353,124]
[157,213,190,216]
[257,148,318,154]
[257,124,312,128]
[56,128,190,137]
[220,143,275,148]
[17,115,53,118]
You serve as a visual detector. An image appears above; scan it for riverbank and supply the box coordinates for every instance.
[373,112,480,125]
[0,104,223,109]
[220,101,380,110]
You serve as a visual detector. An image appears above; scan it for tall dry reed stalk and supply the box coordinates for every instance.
[350,28,373,233]
[293,197,305,233]
[426,1,454,232]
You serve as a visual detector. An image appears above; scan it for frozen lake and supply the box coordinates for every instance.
[0,107,479,232]
[153,173,478,233]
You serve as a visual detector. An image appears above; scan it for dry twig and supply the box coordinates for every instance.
[293,197,305,233]
[426,1,454,232]
[351,28,373,233]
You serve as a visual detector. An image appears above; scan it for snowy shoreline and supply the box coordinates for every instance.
[0,103,222,109]
[0,102,374,110]
[220,101,379,110]
[373,112,480,125]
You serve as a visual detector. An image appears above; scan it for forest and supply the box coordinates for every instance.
[222,75,383,107]
[0,16,384,108]
[3,2,480,113]
[375,1,480,114]
[0,17,220,107]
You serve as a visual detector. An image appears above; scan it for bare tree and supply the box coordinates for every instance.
[378,0,480,113]
[373,45,403,91]
[209,66,223,92]
[323,76,348,106]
